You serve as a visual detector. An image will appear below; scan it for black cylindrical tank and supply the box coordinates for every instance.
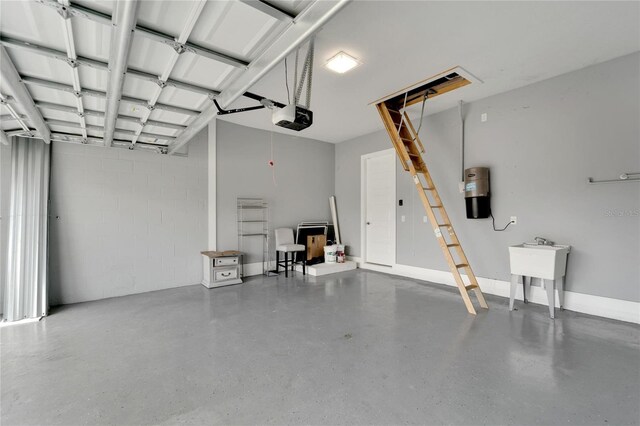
[464,167,490,219]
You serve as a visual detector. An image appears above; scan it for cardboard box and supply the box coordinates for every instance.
[307,235,326,261]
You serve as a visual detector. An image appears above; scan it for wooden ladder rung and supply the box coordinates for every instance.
[408,152,420,158]
[465,284,478,291]
[430,204,443,208]
[446,243,459,248]
[437,223,451,227]
[422,186,435,191]
[400,137,413,143]
[455,263,469,269]
[387,109,401,114]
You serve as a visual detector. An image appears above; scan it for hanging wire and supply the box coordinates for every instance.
[397,92,409,133]
[269,123,277,187]
[399,91,429,143]
[491,211,512,231]
[412,93,429,142]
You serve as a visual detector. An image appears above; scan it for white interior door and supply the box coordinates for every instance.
[364,150,395,265]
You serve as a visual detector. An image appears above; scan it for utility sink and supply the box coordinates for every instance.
[508,243,571,319]
[509,244,570,280]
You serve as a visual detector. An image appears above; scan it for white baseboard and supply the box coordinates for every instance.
[347,256,640,324]
[0,316,42,327]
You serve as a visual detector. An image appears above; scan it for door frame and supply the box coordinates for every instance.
[360,148,396,267]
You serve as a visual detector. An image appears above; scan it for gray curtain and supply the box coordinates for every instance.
[3,137,50,322]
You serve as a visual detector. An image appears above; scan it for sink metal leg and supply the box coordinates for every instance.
[557,276,565,310]
[509,274,519,311]
[544,279,555,319]
[523,276,531,304]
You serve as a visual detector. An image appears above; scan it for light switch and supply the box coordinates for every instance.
[401,215,406,222]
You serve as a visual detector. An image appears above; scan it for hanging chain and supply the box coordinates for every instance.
[293,49,299,104]
[305,38,314,108]
[294,37,315,108]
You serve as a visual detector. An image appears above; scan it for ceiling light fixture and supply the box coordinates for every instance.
[325,51,360,74]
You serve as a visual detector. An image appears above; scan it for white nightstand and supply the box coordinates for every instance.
[201,251,243,288]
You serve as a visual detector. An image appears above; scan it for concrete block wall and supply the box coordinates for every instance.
[216,121,335,265]
[49,130,207,305]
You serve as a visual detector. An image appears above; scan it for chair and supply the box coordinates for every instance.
[275,228,306,277]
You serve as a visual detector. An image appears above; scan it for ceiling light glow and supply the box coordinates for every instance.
[325,51,360,74]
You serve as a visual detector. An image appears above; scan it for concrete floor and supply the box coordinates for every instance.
[1,270,639,425]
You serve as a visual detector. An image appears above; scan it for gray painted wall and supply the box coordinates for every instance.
[217,121,335,264]
[336,53,640,303]
[48,130,207,305]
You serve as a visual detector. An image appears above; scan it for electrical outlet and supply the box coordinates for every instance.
[423,216,428,223]
[481,113,488,122]
[401,215,406,223]
[510,216,517,225]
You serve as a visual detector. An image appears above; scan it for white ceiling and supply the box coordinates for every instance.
[1,1,638,149]
[219,0,640,143]
[0,0,313,148]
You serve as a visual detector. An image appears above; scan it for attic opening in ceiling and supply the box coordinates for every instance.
[372,66,481,111]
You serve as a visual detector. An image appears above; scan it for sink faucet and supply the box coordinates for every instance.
[534,237,554,246]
